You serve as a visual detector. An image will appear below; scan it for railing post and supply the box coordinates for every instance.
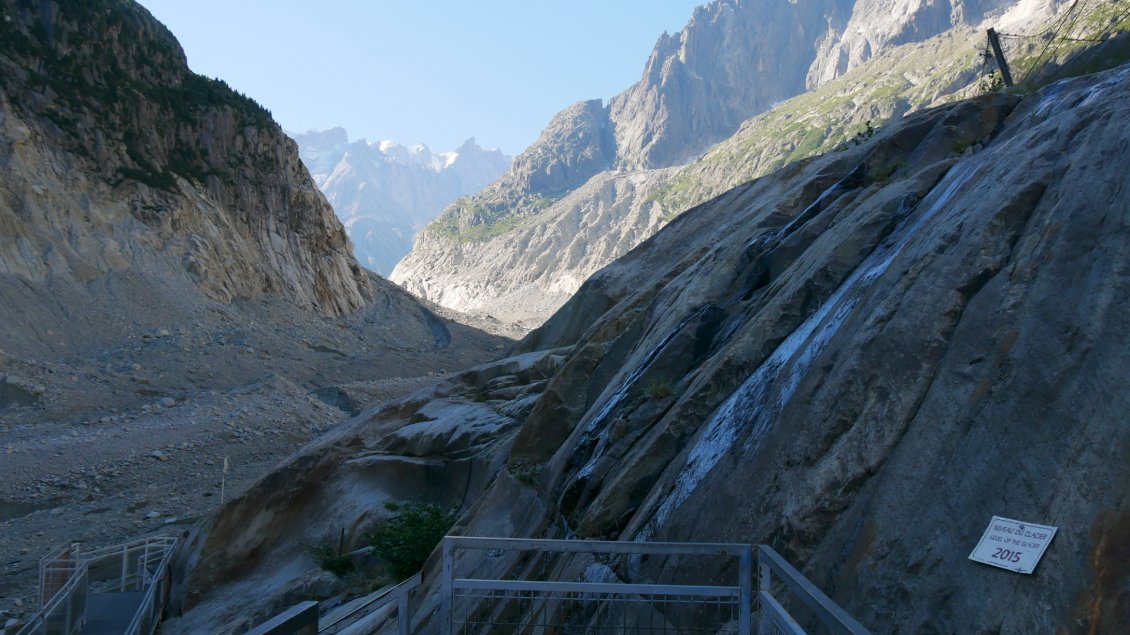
[740,546,753,635]
[757,547,770,631]
[64,579,73,634]
[759,552,771,592]
[121,543,129,591]
[441,537,454,635]
[398,588,410,635]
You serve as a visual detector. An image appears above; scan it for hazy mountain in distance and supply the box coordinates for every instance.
[294,129,510,276]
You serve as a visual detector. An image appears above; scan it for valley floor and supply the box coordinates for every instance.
[0,294,506,627]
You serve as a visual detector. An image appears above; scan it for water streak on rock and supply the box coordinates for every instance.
[643,159,982,536]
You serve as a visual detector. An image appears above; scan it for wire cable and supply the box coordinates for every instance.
[1020,0,1088,84]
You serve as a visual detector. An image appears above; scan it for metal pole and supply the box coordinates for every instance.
[121,543,129,592]
[739,546,753,635]
[987,29,1014,86]
[441,537,453,635]
[398,589,410,635]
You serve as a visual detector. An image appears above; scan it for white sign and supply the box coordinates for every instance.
[969,516,1057,574]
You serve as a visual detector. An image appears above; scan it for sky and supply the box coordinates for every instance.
[138,1,706,157]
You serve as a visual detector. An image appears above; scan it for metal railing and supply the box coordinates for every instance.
[17,545,89,635]
[318,572,421,634]
[441,536,754,634]
[83,535,178,593]
[757,545,872,635]
[248,601,319,635]
[120,538,177,635]
[15,535,178,635]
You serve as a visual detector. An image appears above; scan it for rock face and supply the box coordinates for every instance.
[806,0,1061,86]
[177,64,1130,633]
[393,0,1071,328]
[609,0,854,169]
[0,0,373,357]
[394,168,678,329]
[166,349,569,632]
[0,0,509,617]
[293,129,509,276]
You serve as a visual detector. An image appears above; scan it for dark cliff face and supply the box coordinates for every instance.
[507,66,1130,632]
[0,0,372,335]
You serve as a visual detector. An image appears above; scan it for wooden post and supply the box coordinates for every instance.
[987,29,1014,87]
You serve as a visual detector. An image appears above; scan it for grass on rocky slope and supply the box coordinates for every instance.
[649,26,986,219]
[429,194,558,243]
[651,0,1130,221]
[419,1,1130,243]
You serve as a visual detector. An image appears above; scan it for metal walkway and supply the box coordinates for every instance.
[82,592,145,635]
[250,536,873,634]
[439,537,872,634]
[16,536,178,635]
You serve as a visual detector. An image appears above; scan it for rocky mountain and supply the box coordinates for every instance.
[653,0,1130,216]
[293,129,509,276]
[0,0,505,618]
[392,0,1077,328]
[171,60,1130,633]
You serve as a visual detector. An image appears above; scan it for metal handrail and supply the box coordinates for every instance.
[442,536,754,635]
[446,535,752,556]
[16,535,178,635]
[121,546,174,635]
[757,545,872,635]
[80,535,174,560]
[16,561,89,635]
[319,572,421,635]
[453,578,742,596]
[758,590,806,635]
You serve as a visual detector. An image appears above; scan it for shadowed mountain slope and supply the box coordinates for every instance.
[173,61,1130,634]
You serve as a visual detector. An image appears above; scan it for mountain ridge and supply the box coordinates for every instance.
[392,0,1080,329]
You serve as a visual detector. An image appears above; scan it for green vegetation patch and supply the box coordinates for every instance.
[307,542,357,578]
[368,501,459,579]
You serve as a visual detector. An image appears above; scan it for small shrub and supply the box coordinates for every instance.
[508,459,541,486]
[369,502,458,579]
[849,120,876,146]
[977,71,1004,95]
[868,161,904,183]
[307,542,355,577]
[645,380,675,400]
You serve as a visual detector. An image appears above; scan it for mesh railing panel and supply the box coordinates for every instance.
[453,588,741,634]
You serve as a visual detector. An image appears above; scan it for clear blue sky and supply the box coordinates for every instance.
[138,1,706,156]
